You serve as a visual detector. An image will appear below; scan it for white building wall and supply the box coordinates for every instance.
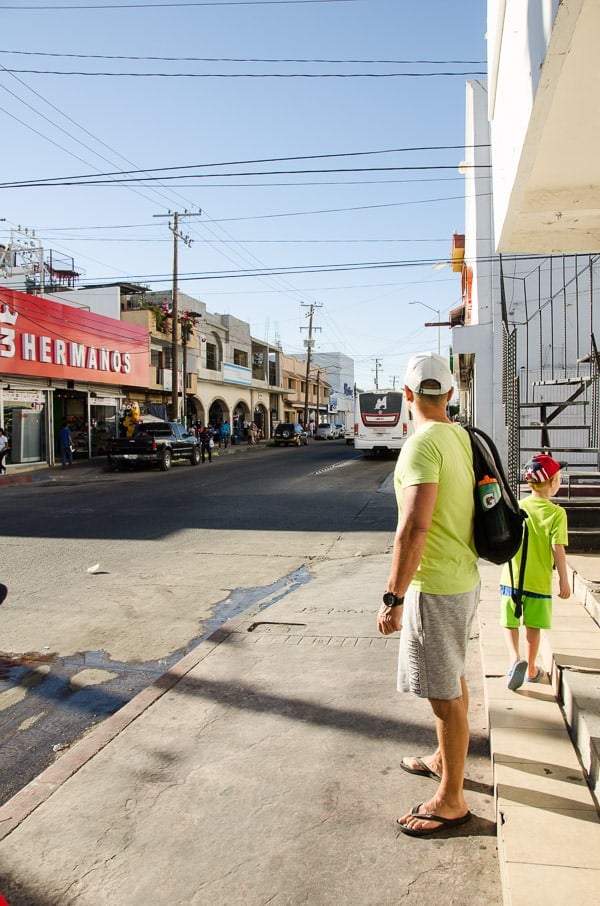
[488,0,560,250]
[298,351,355,428]
[454,80,506,451]
[44,286,121,319]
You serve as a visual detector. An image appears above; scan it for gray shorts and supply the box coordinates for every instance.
[397,583,481,701]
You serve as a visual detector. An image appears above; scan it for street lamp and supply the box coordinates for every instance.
[409,300,441,355]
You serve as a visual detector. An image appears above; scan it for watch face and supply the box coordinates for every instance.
[383,592,404,607]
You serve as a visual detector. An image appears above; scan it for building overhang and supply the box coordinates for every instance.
[495,0,600,253]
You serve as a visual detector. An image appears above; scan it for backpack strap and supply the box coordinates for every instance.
[509,521,529,619]
[465,425,522,513]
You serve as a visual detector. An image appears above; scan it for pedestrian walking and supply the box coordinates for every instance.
[0,427,9,475]
[199,425,212,463]
[221,420,231,449]
[377,352,480,837]
[59,420,74,469]
[502,453,570,691]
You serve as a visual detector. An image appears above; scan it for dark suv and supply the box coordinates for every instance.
[273,423,308,446]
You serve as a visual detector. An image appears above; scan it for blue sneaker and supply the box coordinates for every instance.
[507,659,528,691]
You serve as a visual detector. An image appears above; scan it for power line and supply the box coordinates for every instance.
[30,192,470,230]
[0,63,188,212]
[2,45,464,314]
[1,0,358,9]
[0,50,488,65]
[79,253,544,285]
[35,236,455,243]
[193,197,475,222]
[0,144,488,185]
[0,68,486,78]
[0,45,478,318]
[0,51,311,310]
[0,166,489,190]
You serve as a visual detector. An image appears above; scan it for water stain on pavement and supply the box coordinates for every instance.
[0,567,312,805]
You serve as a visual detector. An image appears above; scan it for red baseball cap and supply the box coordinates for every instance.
[523,453,565,483]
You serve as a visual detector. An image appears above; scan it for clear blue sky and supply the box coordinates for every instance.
[0,0,487,388]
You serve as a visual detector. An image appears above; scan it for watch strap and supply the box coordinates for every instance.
[383,591,405,608]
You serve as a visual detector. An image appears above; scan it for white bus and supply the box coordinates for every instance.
[353,389,413,456]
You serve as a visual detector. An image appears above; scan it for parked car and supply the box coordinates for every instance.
[273,422,308,446]
[315,422,335,440]
[344,426,355,445]
[107,421,200,471]
[333,424,345,439]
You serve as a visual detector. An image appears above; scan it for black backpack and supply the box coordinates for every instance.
[464,425,529,617]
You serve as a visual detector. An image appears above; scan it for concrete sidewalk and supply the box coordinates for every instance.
[0,539,501,906]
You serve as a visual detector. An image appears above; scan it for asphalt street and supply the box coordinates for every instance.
[0,441,396,803]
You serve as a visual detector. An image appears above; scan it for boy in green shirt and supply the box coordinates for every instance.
[501,453,570,690]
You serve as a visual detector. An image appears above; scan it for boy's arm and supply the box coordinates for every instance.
[552,544,570,599]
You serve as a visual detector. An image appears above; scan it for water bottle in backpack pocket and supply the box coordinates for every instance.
[476,474,513,546]
[465,426,527,566]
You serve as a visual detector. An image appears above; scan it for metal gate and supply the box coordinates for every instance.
[500,253,600,484]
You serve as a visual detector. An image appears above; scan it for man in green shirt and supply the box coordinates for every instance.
[377,352,480,837]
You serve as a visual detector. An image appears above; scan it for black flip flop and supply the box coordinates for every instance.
[0,585,7,606]
[397,803,472,837]
[399,756,441,781]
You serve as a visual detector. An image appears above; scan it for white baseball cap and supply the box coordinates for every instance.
[404,352,453,396]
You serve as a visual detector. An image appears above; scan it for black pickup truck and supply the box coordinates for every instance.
[107,421,201,471]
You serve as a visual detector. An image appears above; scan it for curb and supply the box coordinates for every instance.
[0,442,278,488]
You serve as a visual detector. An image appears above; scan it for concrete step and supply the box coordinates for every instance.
[559,669,600,804]
[568,531,600,554]
[560,506,600,529]
[552,493,600,527]
[556,499,600,552]
[477,557,600,905]
[540,564,600,809]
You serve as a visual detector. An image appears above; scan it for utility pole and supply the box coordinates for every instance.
[373,358,382,390]
[300,303,321,427]
[154,209,201,421]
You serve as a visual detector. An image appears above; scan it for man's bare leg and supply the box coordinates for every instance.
[398,681,470,832]
[401,677,469,781]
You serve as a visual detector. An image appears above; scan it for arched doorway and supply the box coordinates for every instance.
[208,399,225,427]
[187,395,203,429]
[232,401,251,444]
[253,403,269,441]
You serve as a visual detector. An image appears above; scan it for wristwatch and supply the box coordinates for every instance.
[382,592,404,608]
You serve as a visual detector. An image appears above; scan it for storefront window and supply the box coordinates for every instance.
[1,391,47,464]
